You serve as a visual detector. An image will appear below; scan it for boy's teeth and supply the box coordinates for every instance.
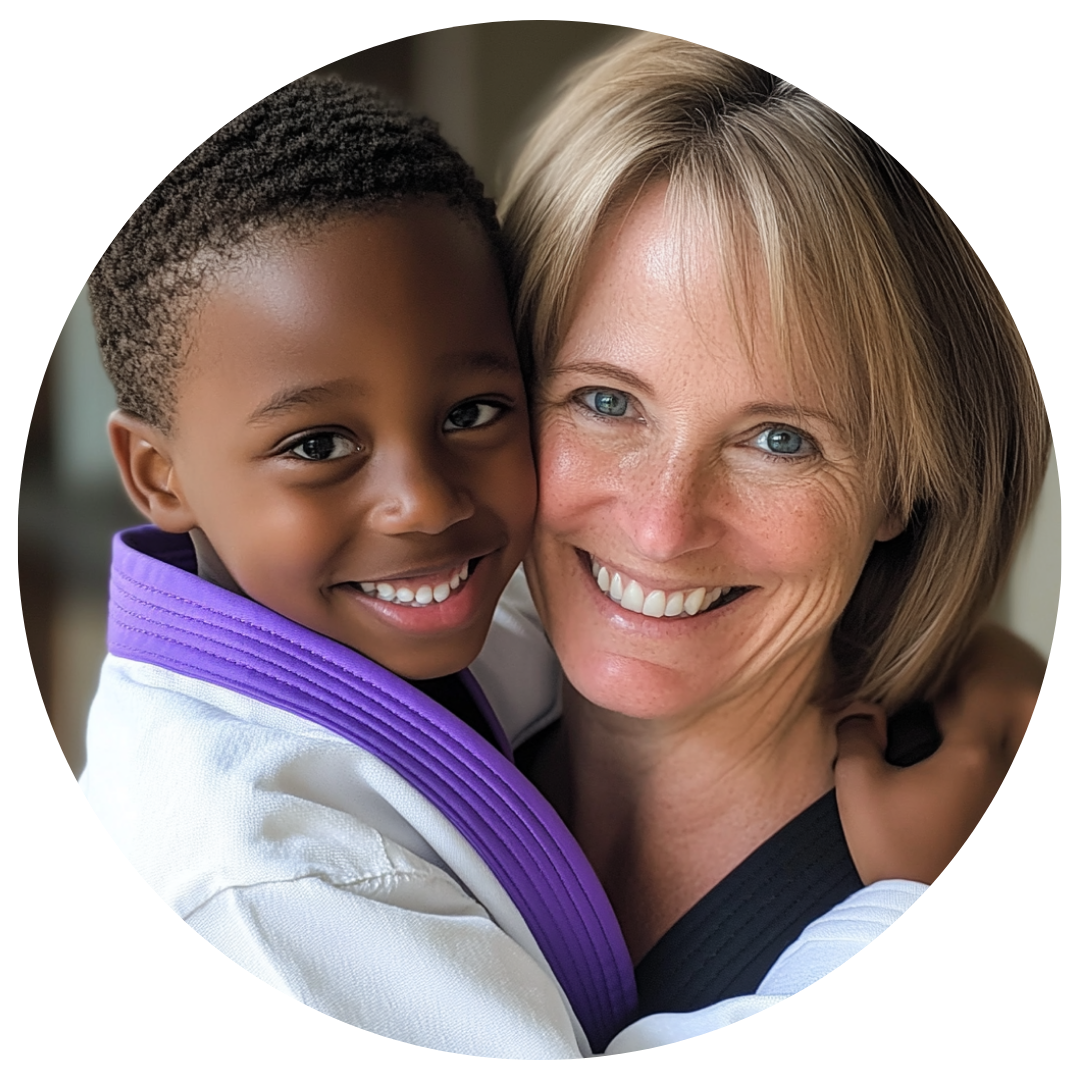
[359,561,471,607]
[589,559,736,620]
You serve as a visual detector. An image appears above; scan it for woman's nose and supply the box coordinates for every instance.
[365,446,474,536]
[615,454,724,563]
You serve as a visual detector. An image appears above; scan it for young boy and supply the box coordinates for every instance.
[79,76,1035,1058]
[82,75,661,1058]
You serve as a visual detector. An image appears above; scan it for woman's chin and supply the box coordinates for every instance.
[562,649,729,724]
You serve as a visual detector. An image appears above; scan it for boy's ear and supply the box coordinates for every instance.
[108,410,197,533]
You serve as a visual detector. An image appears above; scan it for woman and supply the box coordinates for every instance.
[497,31,1049,1040]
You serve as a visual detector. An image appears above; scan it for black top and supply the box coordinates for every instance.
[634,789,863,1016]
[408,673,501,750]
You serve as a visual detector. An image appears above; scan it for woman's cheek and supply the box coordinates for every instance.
[535,415,606,525]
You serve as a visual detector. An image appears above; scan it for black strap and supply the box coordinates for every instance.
[634,789,862,1015]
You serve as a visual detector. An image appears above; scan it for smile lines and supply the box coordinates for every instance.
[590,557,744,619]
[356,560,471,607]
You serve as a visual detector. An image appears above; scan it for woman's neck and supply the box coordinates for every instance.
[531,660,838,963]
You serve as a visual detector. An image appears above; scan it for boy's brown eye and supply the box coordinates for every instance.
[287,433,356,461]
[444,401,503,431]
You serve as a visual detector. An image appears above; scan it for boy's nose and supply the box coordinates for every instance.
[365,447,474,536]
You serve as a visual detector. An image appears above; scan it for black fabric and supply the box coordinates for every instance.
[408,673,501,750]
[634,789,862,1016]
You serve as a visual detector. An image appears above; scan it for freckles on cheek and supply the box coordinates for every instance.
[535,424,592,518]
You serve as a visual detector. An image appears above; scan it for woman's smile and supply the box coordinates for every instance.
[581,548,755,620]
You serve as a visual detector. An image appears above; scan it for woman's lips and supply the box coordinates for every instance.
[584,551,754,619]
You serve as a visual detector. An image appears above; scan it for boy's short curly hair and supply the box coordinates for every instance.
[89,76,502,432]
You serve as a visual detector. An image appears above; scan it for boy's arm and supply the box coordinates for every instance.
[835,624,1044,885]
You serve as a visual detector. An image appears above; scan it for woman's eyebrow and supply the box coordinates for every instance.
[547,360,654,395]
[741,401,841,429]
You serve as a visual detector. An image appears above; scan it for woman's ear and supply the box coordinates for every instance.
[875,516,906,543]
[108,410,197,533]
[875,505,906,544]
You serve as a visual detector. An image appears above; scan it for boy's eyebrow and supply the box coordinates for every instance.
[247,353,518,425]
[247,381,352,424]
[440,350,520,376]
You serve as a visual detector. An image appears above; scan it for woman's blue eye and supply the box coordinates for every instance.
[753,427,809,456]
[583,389,630,417]
[444,401,502,431]
[288,433,356,461]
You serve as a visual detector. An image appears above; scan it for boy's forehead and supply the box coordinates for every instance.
[174,208,518,419]
[207,209,497,314]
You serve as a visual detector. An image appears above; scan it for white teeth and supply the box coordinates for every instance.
[620,579,645,613]
[609,572,624,602]
[588,558,738,620]
[642,590,667,618]
[360,560,471,607]
[683,587,707,616]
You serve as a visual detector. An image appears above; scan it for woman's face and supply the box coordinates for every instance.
[526,183,900,724]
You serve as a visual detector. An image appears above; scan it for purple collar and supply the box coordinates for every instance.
[107,526,635,1051]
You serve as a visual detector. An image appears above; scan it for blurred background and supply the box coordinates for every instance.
[18,20,1060,777]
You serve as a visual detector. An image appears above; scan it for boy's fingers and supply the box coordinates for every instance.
[931,623,1043,753]
[835,711,889,781]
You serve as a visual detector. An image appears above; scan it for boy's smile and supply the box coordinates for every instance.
[116,205,536,679]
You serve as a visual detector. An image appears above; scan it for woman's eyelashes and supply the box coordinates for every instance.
[574,387,641,421]
[746,425,818,461]
[569,386,818,463]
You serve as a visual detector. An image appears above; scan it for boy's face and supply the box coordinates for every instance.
[140,206,536,679]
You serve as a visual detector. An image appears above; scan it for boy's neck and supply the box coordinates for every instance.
[190,528,246,596]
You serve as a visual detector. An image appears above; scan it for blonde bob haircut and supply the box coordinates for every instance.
[500,32,1051,711]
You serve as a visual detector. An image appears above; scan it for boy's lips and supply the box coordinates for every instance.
[336,553,498,633]
[355,557,473,607]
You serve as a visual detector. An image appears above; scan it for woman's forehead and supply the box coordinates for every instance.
[570,183,855,418]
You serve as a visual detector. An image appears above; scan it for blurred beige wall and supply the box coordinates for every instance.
[20,21,1060,775]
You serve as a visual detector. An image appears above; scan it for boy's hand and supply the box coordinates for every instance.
[835,624,1045,885]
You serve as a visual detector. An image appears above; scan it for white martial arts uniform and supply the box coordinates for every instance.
[80,527,925,1058]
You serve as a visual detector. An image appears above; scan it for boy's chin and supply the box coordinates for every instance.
[369,641,485,682]
[340,615,491,681]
